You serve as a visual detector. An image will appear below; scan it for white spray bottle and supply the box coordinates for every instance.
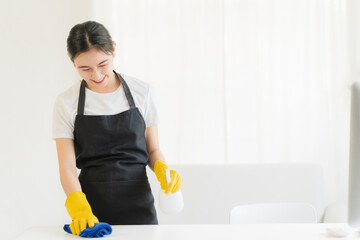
[159,169,184,214]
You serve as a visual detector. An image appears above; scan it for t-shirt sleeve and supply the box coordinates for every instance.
[52,96,74,140]
[144,84,160,128]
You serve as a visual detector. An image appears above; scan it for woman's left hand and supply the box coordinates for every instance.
[154,160,181,194]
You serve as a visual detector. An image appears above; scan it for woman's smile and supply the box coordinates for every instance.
[91,75,106,84]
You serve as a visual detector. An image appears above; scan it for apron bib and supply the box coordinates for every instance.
[73,71,158,225]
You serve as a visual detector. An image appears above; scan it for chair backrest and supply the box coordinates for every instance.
[147,164,324,224]
[230,202,318,224]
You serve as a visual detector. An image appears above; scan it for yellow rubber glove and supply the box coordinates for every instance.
[65,191,99,235]
[154,160,181,194]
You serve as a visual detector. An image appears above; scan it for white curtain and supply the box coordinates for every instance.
[90,0,355,205]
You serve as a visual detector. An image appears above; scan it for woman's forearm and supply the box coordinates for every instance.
[148,149,165,171]
[56,138,82,196]
[59,166,82,196]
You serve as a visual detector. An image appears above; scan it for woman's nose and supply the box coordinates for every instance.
[91,68,101,79]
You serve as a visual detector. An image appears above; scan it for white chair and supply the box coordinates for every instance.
[147,164,324,224]
[230,202,318,224]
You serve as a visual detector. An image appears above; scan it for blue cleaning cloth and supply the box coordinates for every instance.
[63,222,112,238]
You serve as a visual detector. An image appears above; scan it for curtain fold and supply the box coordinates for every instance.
[90,0,353,205]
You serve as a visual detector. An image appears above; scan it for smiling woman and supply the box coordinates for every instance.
[67,21,118,93]
[52,21,182,235]
[73,47,118,93]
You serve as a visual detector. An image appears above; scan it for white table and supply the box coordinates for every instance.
[15,223,359,240]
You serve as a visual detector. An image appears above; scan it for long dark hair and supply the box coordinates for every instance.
[67,21,114,62]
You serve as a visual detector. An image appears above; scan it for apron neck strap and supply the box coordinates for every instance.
[77,80,86,115]
[115,71,136,109]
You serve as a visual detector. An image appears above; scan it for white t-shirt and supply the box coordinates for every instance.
[52,73,159,140]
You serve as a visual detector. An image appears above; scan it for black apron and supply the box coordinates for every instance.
[73,71,158,225]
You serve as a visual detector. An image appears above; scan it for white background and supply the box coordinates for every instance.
[0,0,359,239]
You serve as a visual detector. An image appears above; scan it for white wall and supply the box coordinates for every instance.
[0,0,93,239]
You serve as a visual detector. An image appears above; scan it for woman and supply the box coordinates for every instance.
[53,21,181,235]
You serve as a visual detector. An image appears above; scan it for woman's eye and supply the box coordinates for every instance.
[99,65,106,68]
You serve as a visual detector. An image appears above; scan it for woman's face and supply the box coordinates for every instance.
[72,44,116,92]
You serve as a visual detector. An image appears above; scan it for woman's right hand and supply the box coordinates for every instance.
[65,191,99,235]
